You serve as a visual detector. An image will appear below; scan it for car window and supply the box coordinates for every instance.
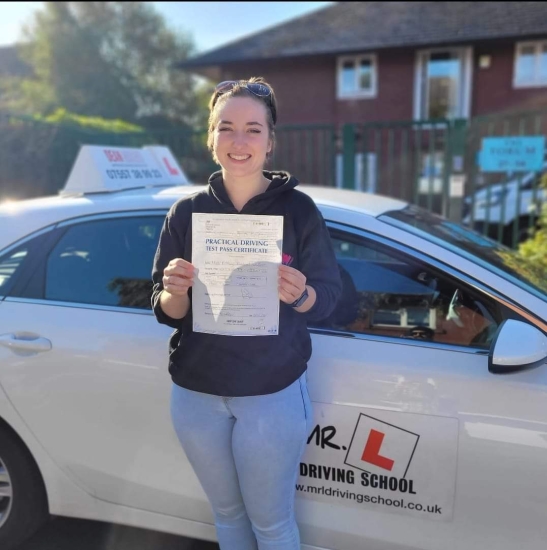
[45,216,164,308]
[313,229,505,349]
[381,204,547,303]
[0,246,29,294]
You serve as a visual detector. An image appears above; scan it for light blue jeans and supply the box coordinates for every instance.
[170,372,313,550]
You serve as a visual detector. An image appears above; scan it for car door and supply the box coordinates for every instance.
[0,211,212,523]
[295,223,547,550]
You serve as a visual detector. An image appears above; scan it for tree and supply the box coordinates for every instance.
[513,173,547,279]
[494,172,547,294]
[6,2,202,126]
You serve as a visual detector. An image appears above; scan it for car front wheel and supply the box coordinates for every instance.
[0,424,49,550]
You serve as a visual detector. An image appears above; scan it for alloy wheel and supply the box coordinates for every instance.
[0,456,13,529]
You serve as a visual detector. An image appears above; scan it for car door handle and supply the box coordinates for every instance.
[0,334,52,353]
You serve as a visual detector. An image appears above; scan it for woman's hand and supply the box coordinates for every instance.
[278,264,307,305]
[163,258,194,297]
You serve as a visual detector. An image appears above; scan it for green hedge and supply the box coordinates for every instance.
[29,108,145,133]
[0,112,215,201]
[495,173,547,294]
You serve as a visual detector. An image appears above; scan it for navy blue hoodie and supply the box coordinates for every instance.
[151,170,342,397]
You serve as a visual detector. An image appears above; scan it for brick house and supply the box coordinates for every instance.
[179,1,547,126]
[177,2,547,197]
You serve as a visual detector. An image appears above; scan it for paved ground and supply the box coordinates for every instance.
[19,517,219,550]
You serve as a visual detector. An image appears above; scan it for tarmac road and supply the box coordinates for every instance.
[18,517,220,550]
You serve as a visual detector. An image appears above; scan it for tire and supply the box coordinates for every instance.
[0,424,49,550]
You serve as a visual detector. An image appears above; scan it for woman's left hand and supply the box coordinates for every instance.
[278,264,307,305]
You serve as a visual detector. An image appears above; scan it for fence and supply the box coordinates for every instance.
[273,125,336,187]
[340,110,547,248]
[1,109,546,248]
[464,110,547,248]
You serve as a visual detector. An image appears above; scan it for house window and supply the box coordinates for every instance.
[415,48,472,120]
[337,55,377,99]
[514,41,547,88]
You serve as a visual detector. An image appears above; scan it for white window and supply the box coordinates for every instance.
[514,41,547,88]
[414,48,472,120]
[337,55,377,99]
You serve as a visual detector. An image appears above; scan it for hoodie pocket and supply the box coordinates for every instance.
[288,327,312,363]
[168,329,192,365]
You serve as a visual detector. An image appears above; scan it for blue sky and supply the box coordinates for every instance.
[0,2,333,53]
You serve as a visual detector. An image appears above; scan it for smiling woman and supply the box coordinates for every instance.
[151,77,343,550]
[206,78,277,176]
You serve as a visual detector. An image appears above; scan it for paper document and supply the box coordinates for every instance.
[192,213,283,336]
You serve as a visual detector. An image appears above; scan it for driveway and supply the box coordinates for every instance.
[18,517,220,550]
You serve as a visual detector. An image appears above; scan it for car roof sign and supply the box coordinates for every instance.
[60,144,190,196]
[144,145,190,186]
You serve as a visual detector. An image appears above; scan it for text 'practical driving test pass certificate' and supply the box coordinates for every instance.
[192,213,283,336]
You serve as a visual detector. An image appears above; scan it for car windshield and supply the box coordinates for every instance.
[380,204,547,304]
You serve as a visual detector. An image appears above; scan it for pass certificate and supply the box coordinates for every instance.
[191,213,283,336]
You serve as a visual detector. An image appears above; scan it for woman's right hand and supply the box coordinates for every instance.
[163,258,195,297]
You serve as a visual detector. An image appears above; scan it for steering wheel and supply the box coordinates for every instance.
[404,326,435,341]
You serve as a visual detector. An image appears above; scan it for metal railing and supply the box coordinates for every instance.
[1,110,546,249]
[464,110,547,248]
[273,125,336,186]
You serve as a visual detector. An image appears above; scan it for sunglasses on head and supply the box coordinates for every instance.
[214,80,276,123]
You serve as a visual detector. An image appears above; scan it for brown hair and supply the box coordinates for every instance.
[207,76,277,164]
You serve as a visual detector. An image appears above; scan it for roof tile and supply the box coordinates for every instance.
[180,2,547,68]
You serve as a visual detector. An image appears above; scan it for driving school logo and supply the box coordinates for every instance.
[345,413,420,479]
[300,406,458,520]
[304,413,421,494]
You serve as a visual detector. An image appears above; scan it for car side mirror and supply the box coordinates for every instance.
[489,319,547,374]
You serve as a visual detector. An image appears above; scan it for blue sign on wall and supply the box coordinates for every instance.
[478,136,545,172]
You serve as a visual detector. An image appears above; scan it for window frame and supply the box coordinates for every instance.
[5,210,168,313]
[513,40,547,89]
[337,54,378,100]
[413,47,473,120]
[0,226,57,300]
[310,221,533,351]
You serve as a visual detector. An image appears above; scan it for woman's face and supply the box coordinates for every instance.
[212,96,272,177]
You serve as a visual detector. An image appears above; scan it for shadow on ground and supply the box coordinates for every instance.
[19,517,220,550]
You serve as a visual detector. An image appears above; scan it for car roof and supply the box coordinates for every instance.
[0,184,408,250]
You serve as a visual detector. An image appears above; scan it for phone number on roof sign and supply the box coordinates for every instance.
[105,168,163,180]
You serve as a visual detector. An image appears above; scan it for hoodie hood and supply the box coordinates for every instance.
[207,170,299,214]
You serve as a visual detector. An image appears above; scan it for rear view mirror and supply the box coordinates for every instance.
[489,319,547,374]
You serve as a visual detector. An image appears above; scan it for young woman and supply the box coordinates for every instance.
[151,77,342,550]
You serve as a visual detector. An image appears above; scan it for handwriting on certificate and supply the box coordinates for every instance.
[192,213,283,336]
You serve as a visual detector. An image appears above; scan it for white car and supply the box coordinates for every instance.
[462,164,547,245]
[1,147,547,550]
